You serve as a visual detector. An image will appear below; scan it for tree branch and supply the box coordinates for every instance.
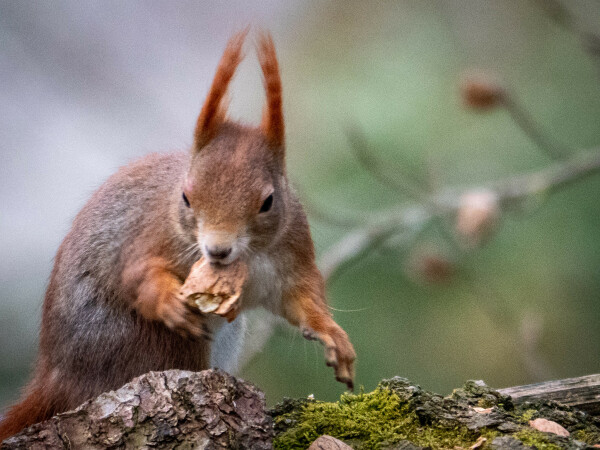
[501,94,569,160]
[318,147,600,282]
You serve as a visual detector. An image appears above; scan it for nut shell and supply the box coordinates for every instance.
[179,258,248,320]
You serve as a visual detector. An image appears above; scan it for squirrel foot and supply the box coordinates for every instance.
[305,324,356,390]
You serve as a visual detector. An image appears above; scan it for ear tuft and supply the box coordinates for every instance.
[257,31,285,151]
[194,28,249,151]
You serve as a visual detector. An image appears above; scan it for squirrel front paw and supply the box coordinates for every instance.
[181,292,241,323]
[303,324,356,390]
[124,257,210,339]
[156,293,209,339]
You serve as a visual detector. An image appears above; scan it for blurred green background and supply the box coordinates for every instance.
[1,0,599,411]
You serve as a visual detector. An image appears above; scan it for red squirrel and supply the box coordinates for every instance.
[0,30,355,440]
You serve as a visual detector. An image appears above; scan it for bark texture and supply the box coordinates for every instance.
[498,374,600,416]
[1,369,272,450]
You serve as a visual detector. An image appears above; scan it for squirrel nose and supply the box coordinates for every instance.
[205,245,232,260]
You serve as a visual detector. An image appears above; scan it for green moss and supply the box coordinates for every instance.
[477,397,495,409]
[511,402,600,446]
[271,379,600,449]
[572,428,600,445]
[514,429,563,450]
[518,408,538,423]
[273,387,499,449]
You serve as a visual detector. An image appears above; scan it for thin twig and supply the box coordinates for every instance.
[294,185,365,229]
[301,197,365,229]
[496,147,600,205]
[346,126,430,203]
[533,0,576,29]
[319,147,600,282]
[519,311,557,381]
[319,226,398,283]
[319,205,432,281]
[534,0,600,73]
[501,94,569,160]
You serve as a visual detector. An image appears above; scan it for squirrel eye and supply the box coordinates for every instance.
[259,194,273,213]
[182,192,190,208]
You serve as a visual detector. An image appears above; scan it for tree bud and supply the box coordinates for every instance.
[455,189,500,247]
[407,247,455,285]
[460,72,504,110]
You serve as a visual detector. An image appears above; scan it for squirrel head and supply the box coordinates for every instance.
[182,29,288,265]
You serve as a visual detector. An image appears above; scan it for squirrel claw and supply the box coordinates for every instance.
[304,324,356,390]
[302,328,318,341]
[340,379,354,391]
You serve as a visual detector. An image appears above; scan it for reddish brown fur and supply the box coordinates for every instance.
[0,385,60,440]
[0,30,354,442]
[258,32,285,150]
[0,152,209,441]
[194,28,249,148]
[280,214,356,386]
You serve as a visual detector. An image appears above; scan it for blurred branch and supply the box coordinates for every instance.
[461,73,569,159]
[534,0,579,29]
[319,206,430,281]
[320,6,600,281]
[301,194,365,229]
[534,0,600,70]
[519,311,557,381]
[496,147,600,204]
[301,127,435,231]
[501,94,569,160]
[319,147,600,282]
[346,126,430,202]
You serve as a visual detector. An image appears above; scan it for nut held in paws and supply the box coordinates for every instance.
[179,258,249,318]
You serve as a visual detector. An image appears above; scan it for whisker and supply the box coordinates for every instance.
[237,236,254,259]
[178,242,202,263]
[327,305,371,313]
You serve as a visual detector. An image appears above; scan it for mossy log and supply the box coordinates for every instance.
[271,377,600,449]
[2,371,600,449]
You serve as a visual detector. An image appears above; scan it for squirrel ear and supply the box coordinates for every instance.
[194,28,249,151]
[257,31,285,153]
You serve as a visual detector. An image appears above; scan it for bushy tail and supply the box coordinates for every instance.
[0,386,56,442]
